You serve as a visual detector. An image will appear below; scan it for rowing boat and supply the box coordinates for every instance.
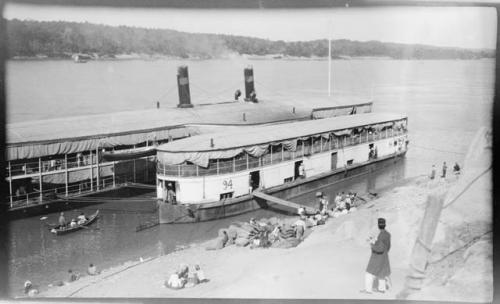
[50,210,99,235]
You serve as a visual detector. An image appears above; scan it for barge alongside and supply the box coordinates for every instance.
[157,112,408,223]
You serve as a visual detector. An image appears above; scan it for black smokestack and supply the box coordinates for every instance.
[244,66,255,101]
[177,65,193,108]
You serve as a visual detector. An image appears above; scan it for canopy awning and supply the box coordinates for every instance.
[157,112,407,167]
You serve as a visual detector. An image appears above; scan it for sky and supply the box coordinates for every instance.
[3,3,497,50]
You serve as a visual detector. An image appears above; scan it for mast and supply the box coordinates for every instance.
[328,38,332,97]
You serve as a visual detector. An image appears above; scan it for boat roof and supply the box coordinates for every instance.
[7,98,369,145]
[157,112,407,153]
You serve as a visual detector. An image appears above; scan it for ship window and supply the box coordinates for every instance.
[220,192,233,200]
[284,177,293,183]
[347,159,354,165]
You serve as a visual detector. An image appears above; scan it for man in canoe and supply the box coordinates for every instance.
[58,212,67,228]
[77,212,87,225]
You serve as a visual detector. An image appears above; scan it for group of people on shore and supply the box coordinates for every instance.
[429,161,461,180]
[23,263,99,297]
[165,264,207,290]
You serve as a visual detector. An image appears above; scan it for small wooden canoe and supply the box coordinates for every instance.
[50,210,99,235]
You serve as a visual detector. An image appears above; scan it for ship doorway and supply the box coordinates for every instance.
[331,152,337,170]
[294,161,303,179]
[249,171,260,191]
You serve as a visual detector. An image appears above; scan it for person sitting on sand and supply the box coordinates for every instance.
[68,269,79,282]
[24,280,38,297]
[166,272,185,289]
[87,263,99,276]
[195,264,207,283]
[184,267,200,288]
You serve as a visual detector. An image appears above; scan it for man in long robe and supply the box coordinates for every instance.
[363,218,391,294]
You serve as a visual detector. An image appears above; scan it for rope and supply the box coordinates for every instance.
[428,230,492,265]
[156,84,178,102]
[442,165,491,209]
[411,144,466,155]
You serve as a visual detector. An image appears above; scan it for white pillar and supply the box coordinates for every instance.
[39,158,42,202]
[96,147,100,190]
[8,161,12,207]
[65,154,68,196]
[112,161,116,187]
[90,152,93,191]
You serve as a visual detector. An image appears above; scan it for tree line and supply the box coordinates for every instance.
[5,19,495,60]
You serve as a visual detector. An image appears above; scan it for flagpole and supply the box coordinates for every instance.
[328,38,332,97]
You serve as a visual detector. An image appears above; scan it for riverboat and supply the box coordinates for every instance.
[50,210,99,235]
[157,112,409,223]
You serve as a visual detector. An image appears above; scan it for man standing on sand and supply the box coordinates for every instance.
[361,218,391,294]
[441,161,447,178]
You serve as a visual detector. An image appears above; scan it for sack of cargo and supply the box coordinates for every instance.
[205,236,226,250]
[235,237,250,247]
[227,227,238,240]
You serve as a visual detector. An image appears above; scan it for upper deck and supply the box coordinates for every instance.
[158,112,407,153]
[6,97,372,161]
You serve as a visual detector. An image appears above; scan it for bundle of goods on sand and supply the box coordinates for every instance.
[206,215,329,250]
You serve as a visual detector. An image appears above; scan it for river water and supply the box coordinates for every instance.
[6,58,494,296]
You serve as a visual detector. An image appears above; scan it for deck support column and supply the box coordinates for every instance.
[65,154,68,197]
[233,157,236,172]
[133,145,136,182]
[96,147,100,190]
[113,161,116,187]
[216,159,219,175]
[39,157,43,202]
[270,147,273,164]
[281,145,284,161]
[90,151,93,191]
[8,161,12,207]
[246,153,249,170]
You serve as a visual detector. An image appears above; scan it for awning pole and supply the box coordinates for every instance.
[65,154,68,196]
[39,158,42,202]
[112,161,116,187]
[133,145,136,182]
[90,151,93,191]
[96,147,100,190]
[8,161,12,207]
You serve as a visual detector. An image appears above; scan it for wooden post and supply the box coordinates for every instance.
[146,156,149,182]
[133,145,136,182]
[8,161,12,207]
[397,191,445,299]
[112,161,116,187]
[96,147,100,190]
[39,158,43,202]
[90,152,93,191]
[65,154,68,196]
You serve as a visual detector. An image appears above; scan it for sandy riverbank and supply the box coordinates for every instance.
[38,174,491,301]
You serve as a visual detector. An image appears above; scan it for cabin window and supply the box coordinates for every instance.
[312,138,321,153]
[261,147,272,166]
[346,159,354,166]
[282,145,293,161]
[248,155,260,169]
[302,139,312,156]
[271,145,283,163]
[234,153,247,171]
[218,158,233,174]
[220,192,234,200]
[284,177,293,183]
